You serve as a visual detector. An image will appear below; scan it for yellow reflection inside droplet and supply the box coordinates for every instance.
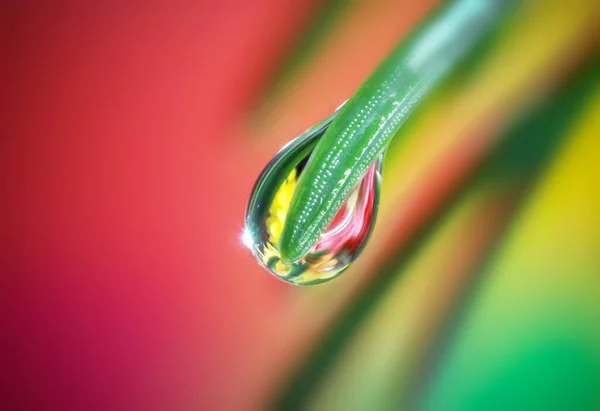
[266,168,297,245]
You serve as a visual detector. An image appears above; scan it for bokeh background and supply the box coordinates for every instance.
[3,1,599,410]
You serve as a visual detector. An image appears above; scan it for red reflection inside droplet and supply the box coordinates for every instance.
[312,162,378,256]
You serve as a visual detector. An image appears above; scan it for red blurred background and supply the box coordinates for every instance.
[3,2,338,409]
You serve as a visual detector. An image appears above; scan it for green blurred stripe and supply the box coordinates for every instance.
[270,59,598,411]
[419,59,600,411]
[407,59,600,410]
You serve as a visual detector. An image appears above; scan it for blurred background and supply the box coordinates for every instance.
[3,0,599,410]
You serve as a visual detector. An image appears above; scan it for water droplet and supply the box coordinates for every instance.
[244,107,383,285]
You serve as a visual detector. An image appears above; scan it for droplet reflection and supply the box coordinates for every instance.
[244,107,383,285]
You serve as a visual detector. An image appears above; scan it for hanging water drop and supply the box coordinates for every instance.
[244,107,383,285]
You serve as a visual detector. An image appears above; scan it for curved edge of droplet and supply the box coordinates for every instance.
[243,102,347,285]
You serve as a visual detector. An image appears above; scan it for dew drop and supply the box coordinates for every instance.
[244,107,383,285]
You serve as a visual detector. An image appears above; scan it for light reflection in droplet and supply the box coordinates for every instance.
[244,107,383,285]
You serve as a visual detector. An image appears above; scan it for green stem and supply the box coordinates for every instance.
[279,0,515,264]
